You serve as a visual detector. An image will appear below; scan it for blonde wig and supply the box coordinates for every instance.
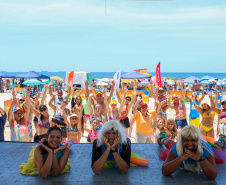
[176,125,213,173]
[96,120,128,147]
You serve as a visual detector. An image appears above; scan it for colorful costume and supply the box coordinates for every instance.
[20,144,71,176]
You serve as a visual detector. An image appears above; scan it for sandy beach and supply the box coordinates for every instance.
[0,90,223,143]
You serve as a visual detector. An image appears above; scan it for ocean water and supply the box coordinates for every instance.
[1,71,226,80]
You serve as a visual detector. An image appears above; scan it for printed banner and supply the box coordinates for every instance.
[156,62,162,88]
[169,90,199,103]
[113,70,121,98]
[118,90,149,103]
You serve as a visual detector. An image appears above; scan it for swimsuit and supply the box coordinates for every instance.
[201,111,215,132]
[90,115,103,130]
[90,129,98,139]
[38,120,50,128]
[53,108,67,121]
[67,125,78,133]
[11,119,30,142]
[201,123,213,132]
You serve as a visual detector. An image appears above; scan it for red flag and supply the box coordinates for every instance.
[156,62,162,88]
[68,71,74,85]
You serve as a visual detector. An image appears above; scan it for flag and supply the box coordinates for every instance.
[134,68,147,73]
[113,70,121,98]
[156,62,162,88]
[68,71,74,86]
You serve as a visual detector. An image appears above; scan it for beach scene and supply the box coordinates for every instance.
[0,0,226,183]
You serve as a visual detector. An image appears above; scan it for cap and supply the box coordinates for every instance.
[69,114,78,118]
[158,88,164,91]
[221,99,226,105]
[140,103,148,108]
[110,100,118,105]
[200,99,211,107]
[96,91,103,95]
[13,107,24,113]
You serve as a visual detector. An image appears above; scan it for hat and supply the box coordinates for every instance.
[110,100,118,105]
[159,88,164,91]
[96,91,103,95]
[140,103,148,108]
[221,99,226,105]
[200,99,211,108]
[13,107,24,113]
[69,114,78,118]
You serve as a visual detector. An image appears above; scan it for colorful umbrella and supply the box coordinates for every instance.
[97,78,112,83]
[165,79,175,84]
[22,79,42,86]
[200,80,210,85]
[50,76,64,82]
[176,80,184,83]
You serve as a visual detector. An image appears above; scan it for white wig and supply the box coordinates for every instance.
[96,120,127,147]
[176,125,213,173]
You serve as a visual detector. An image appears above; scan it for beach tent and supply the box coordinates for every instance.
[15,71,50,79]
[0,72,12,78]
[22,79,42,86]
[201,75,218,81]
[183,76,202,84]
[121,71,152,79]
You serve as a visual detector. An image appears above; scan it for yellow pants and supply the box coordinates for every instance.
[189,117,200,128]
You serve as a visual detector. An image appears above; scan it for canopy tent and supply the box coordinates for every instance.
[183,76,202,84]
[201,75,218,81]
[0,72,13,78]
[14,71,50,79]
[121,71,152,79]
[22,79,43,86]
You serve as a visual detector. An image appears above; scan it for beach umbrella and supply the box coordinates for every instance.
[201,75,218,80]
[176,80,184,83]
[222,78,226,82]
[15,70,49,79]
[183,76,202,83]
[0,72,12,78]
[50,76,64,82]
[217,80,226,86]
[209,79,217,82]
[151,76,164,82]
[22,79,42,86]
[165,79,175,84]
[200,80,210,85]
[42,79,49,84]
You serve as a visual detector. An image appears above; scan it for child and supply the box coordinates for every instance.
[85,118,100,143]
[156,118,171,143]
[166,119,178,141]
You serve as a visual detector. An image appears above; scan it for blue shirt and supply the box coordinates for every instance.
[171,140,213,172]
[0,112,7,141]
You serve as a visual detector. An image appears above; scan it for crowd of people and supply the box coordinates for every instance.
[0,79,225,179]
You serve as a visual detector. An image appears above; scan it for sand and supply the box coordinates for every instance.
[0,89,222,143]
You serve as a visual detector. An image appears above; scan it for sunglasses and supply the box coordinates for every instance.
[126,98,131,101]
[40,108,47,112]
[71,117,78,120]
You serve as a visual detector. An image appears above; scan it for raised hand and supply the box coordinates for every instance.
[200,86,203,91]
[133,86,137,95]
[137,96,142,102]
[85,80,89,87]
[186,87,189,92]
[208,91,212,99]
[165,94,170,99]
[52,91,58,96]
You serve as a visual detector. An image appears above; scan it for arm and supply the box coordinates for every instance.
[162,150,188,176]
[8,97,18,127]
[132,98,142,118]
[66,85,71,99]
[48,81,53,97]
[128,86,137,112]
[34,144,53,179]
[116,89,122,104]
[193,94,203,114]
[51,146,70,177]
[179,83,184,101]
[92,140,111,174]
[88,94,94,116]
[62,107,69,126]
[48,92,57,112]
[208,92,216,111]
[85,80,90,99]
[185,88,192,103]
[107,81,115,104]
[118,87,127,116]
[23,96,31,123]
[149,82,157,99]
[198,86,204,104]
[103,90,110,117]
[153,99,161,119]
[41,84,48,105]
[165,83,170,95]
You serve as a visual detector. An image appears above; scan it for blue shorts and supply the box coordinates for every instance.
[175,119,188,128]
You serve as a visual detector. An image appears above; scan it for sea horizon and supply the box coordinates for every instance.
[1,71,226,81]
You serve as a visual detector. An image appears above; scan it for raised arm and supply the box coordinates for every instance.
[132,96,142,118]
[198,86,205,104]
[179,83,184,101]
[88,93,94,116]
[23,95,31,123]
[165,83,170,95]
[48,92,57,112]
[193,93,203,114]
[185,87,192,104]
[128,86,137,112]
[119,87,127,116]
[103,89,110,116]
[66,85,71,99]
[209,91,216,111]
[107,81,115,104]
[116,89,122,104]
[8,96,18,127]
[41,84,48,105]
[149,82,157,99]
[85,80,90,99]
[48,81,53,97]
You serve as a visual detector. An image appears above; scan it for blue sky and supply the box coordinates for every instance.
[0,0,226,72]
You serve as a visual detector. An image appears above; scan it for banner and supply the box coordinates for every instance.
[118,90,149,103]
[169,91,199,103]
[134,68,147,73]
[156,62,162,88]
[4,99,11,117]
[68,71,74,86]
[113,70,121,98]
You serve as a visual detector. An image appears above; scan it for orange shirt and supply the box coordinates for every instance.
[134,111,154,135]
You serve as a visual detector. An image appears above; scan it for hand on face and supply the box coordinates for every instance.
[39,140,52,154]
[54,144,69,154]
[102,136,110,148]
